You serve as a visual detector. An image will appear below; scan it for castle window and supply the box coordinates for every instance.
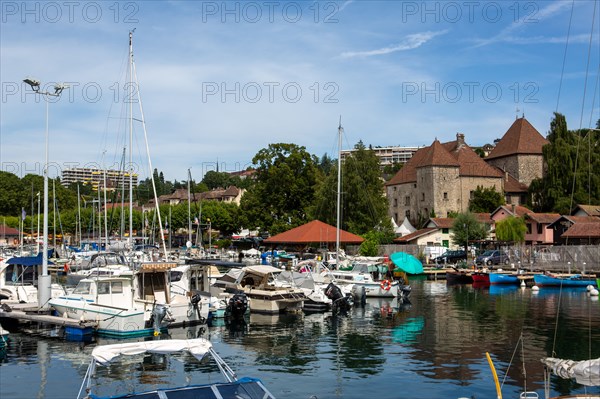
[394,213,398,222]
[421,193,425,201]
[470,190,474,199]
[393,198,398,207]
[443,192,448,200]
[404,196,410,206]
[405,210,411,219]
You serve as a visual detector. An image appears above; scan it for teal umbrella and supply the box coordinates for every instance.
[390,252,424,275]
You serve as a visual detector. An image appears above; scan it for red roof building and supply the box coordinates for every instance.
[485,117,548,186]
[263,220,364,249]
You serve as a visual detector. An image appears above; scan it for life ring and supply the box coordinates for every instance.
[380,279,392,291]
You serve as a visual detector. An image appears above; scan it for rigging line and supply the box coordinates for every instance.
[569,0,598,217]
[555,0,576,112]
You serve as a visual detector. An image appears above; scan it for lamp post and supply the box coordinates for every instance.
[36,192,40,254]
[23,77,68,310]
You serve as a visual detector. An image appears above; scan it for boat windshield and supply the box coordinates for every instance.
[74,281,92,295]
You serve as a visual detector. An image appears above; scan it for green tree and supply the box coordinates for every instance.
[495,216,527,243]
[202,171,233,190]
[450,212,489,250]
[310,141,390,235]
[469,185,505,213]
[529,113,600,213]
[240,143,319,234]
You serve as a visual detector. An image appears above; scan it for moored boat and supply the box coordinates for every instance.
[489,272,520,285]
[533,274,598,287]
[471,271,490,285]
[446,270,473,284]
[76,338,277,399]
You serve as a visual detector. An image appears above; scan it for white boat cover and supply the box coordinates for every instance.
[244,265,282,275]
[91,338,213,365]
[541,357,600,386]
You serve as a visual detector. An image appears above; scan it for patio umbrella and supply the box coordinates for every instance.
[390,252,423,275]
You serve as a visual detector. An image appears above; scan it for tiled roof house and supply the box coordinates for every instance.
[485,117,548,187]
[386,133,503,226]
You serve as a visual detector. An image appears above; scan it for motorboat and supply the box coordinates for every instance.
[50,262,209,337]
[76,338,277,399]
[323,262,399,297]
[0,253,66,304]
[217,265,305,314]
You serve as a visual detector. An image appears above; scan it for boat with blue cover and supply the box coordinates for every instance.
[77,338,277,399]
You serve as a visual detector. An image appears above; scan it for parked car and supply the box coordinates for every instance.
[434,250,467,265]
[475,250,509,266]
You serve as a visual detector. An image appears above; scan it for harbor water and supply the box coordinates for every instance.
[1,280,599,399]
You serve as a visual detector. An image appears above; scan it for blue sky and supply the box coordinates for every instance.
[1,1,598,182]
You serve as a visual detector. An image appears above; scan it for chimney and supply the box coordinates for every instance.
[456,133,465,148]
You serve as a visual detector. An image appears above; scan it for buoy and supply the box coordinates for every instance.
[590,289,599,297]
[587,285,594,291]
[532,285,540,292]
[520,281,526,288]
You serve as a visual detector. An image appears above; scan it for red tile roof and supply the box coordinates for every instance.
[263,220,364,244]
[0,225,20,236]
[574,204,600,217]
[493,204,531,218]
[525,213,560,224]
[501,171,529,192]
[561,222,600,238]
[547,215,600,229]
[442,140,503,178]
[486,117,548,160]
[394,228,437,242]
[418,140,460,168]
[428,218,454,229]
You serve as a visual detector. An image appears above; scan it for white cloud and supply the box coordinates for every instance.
[340,30,447,58]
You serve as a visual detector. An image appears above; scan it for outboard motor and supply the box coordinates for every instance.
[190,292,206,325]
[325,282,352,315]
[226,293,248,319]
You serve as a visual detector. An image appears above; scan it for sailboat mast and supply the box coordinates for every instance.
[128,30,134,248]
[188,169,192,244]
[52,180,56,249]
[77,184,81,245]
[103,164,108,248]
[336,118,342,264]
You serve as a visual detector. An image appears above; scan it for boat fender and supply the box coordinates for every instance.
[63,263,70,274]
[380,280,392,291]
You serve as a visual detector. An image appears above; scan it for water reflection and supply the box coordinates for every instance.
[0,281,598,399]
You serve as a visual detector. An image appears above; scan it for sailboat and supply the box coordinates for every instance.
[50,31,209,336]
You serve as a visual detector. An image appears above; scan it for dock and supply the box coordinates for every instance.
[0,303,97,336]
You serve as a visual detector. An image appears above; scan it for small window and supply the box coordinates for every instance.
[394,213,398,222]
[537,223,543,234]
[98,282,110,295]
[470,190,474,199]
[443,192,448,200]
[414,184,417,188]
[421,193,425,201]
[442,228,449,234]
[111,281,123,293]
[393,186,397,191]
[527,223,532,234]
[393,198,398,207]
[405,210,411,218]
[404,196,410,206]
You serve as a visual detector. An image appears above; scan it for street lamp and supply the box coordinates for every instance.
[23,77,68,310]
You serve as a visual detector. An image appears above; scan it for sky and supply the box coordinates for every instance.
[1,0,599,182]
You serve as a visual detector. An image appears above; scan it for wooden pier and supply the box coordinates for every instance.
[0,303,97,332]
